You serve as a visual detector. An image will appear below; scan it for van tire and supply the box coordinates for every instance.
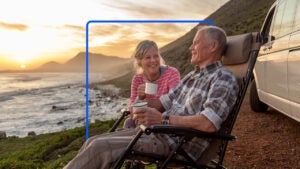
[250,80,268,112]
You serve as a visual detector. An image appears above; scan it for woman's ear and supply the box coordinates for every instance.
[137,60,142,67]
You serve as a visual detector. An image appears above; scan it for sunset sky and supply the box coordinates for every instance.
[0,0,228,70]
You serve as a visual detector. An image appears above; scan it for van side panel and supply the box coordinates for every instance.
[288,32,300,121]
[263,49,289,114]
[288,33,300,103]
[265,49,288,99]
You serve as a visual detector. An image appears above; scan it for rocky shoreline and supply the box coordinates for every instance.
[0,83,129,139]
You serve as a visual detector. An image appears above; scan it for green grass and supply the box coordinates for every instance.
[0,120,118,169]
[0,118,160,169]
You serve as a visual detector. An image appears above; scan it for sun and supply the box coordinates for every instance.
[20,64,26,69]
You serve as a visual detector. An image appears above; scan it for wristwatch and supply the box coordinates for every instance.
[161,114,170,125]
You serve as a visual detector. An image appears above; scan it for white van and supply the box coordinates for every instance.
[250,0,300,122]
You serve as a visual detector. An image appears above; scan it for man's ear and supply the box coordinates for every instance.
[210,40,219,53]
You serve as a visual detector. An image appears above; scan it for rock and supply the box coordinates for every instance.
[95,119,102,123]
[116,108,122,113]
[106,97,112,102]
[96,101,102,107]
[8,135,18,139]
[57,121,63,125]
[51,105,67,111]
[77,118,84,123]
[0,131,6,139]
[28,131,36,136]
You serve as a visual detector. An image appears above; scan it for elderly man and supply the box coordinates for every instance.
[64,26,239,169]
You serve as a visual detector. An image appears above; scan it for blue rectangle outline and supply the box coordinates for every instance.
[85,19,214,140]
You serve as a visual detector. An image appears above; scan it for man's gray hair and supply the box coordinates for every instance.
[199,26,227,56]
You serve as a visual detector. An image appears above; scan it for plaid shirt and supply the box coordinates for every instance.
[159,61,239,161]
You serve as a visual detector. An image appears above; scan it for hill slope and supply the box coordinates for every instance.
[161,0,276,75]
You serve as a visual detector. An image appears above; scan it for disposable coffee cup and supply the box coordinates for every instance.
[132,102,148,111]
[145,82,158,95]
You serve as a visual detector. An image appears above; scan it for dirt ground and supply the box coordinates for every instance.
[224,97,300,168]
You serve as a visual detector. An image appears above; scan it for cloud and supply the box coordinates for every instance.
[89,37,141,58]
[85,0,228,59]
[0,21,28,31]
[63,24,85,32]
[88,24,194,58]
[89,23,194,39]
[101,0,229,19]
[51,24,86,40]
[102,1,171,19]
[139,24,194,36]
[90,25,123,37]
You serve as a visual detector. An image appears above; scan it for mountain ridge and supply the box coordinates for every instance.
[33,52,132,73]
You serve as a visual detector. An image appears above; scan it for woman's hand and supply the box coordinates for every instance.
[137,84,146,100]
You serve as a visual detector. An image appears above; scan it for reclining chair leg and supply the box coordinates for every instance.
[113,129,144,169]
[159,137,185,169]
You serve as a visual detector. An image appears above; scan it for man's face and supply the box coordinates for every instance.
[189,30,212,67]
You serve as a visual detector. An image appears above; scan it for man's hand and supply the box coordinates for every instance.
[137,84,146,100]
[132,107,162,126]
[147,99,165,113]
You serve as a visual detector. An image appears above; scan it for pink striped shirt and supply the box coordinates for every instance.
[129,66,180,106]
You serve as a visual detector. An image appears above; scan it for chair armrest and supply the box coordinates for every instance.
[139,124,236,141]
[108,110,130,132]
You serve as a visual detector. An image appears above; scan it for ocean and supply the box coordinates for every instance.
[0,72,129,137]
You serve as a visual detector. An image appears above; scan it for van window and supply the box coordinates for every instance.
[271,0,298,39]
[294,1,300,30]
[271,0,286,39]
[280,0,297,35]
[261,7,275,43]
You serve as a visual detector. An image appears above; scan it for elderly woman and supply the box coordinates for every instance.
[124,40,180,128]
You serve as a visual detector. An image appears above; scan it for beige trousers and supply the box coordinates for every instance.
[64,128,170,169]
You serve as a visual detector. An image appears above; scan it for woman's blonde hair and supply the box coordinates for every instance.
[132,40,165,74]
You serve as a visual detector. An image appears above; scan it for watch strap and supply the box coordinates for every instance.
[161,114,170,125]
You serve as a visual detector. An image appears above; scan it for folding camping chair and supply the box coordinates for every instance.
[111,32,261,169]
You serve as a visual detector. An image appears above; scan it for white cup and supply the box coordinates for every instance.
[145,82,158,95]
[132,102,148,111]
[132,102,147,125]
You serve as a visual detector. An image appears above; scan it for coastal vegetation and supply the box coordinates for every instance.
[0,120,117,168]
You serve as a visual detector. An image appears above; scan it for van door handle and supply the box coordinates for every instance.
[289,47,300,52]
[263,46,272,51]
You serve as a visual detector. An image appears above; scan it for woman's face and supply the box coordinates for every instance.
[139,47,160,78]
